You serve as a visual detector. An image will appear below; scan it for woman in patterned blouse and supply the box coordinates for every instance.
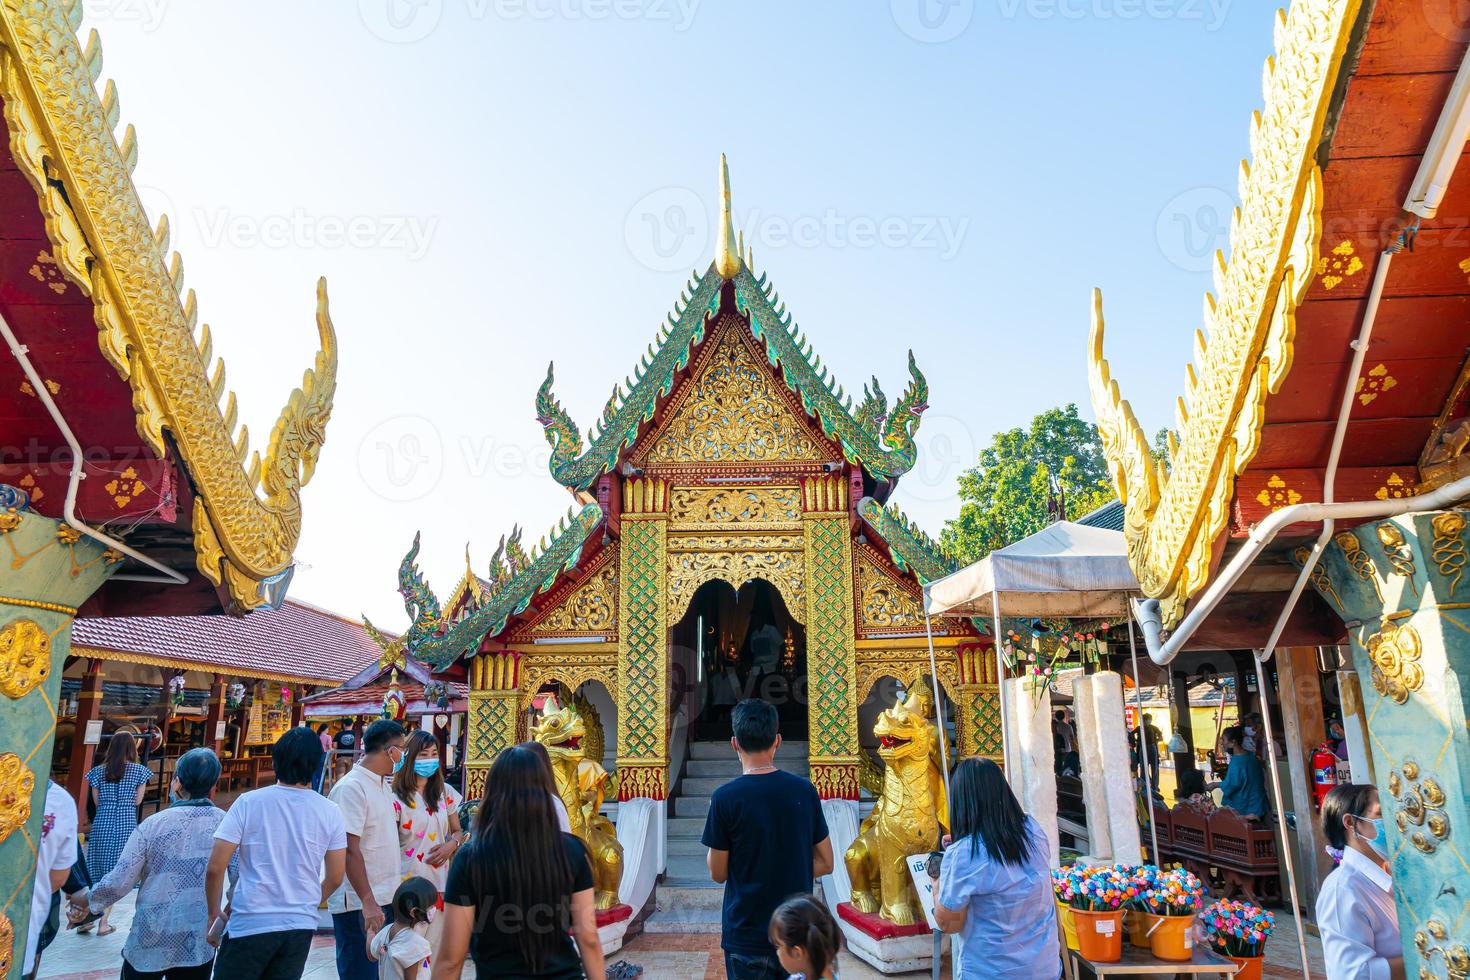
[70,748,235,979]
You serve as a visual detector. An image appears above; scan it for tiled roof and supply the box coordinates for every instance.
[1076,500,1125,531]
[71,599,382,685]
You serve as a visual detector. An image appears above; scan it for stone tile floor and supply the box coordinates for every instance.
[38,892,1318,978]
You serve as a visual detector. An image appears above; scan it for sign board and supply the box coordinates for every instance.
[905,852,941,931]
[215,720,227,742]
[84,720,103,745]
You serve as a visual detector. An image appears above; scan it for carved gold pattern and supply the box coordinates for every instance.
[640,326,826,465]
[1086,0,1360,627]
[1389,761,1450,856]
[1420,351,1470,491]
[668,486,802,529]
[1365,621,1423,706]
[854,652,961,707]
[1335,530,1384,602]
[1355,363,1397,406]
[667,545,806,624]
[0,910,11,977]
[1317,240,1363,291]
[1413,919,1468,980]
[533,563,618,635]
[1377,523,1419,596]
[518,656,619,718]
[0,3,338,611]
[1294,545,1342,612]
[856,555,926,630]
[1257,475,1303,510]
[0,752,35,844]
[0,617,50,699]
[1430,512,1467,596]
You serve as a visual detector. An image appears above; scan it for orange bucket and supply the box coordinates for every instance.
[1056,901,1079,951]
[1145,912,1196,961]
[1125,909,1151,948]
[1228,955,1264,980]
[1071,908,1123,962]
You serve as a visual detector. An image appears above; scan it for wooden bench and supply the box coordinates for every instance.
[1205,808,1281,906]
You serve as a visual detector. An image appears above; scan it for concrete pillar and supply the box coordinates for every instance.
[1276,646,1333,907]
[1072,671,1142,867]
[1336,669,1375,784]
[1002,676,1058,865]
[1315,511,1470,977]
[66,658,104,819]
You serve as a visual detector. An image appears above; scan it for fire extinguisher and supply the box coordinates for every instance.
[1311,743,1339,810]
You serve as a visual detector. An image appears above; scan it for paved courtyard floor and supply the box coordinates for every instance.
[38,891,1319,978]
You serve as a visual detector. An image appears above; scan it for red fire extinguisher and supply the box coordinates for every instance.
[1311,743,1339,810]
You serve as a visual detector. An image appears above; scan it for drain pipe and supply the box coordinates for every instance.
[1,310,187,585]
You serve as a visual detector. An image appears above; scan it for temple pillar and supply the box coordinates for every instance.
[1071,671,1139,866]
[1313,511,1470,975]
[1276,645,1333,906]
[1003,676,1059,864]
[1168,667,1197,776]
[0,508,118,977]
[1337,668,1375,784]
[65,658,104,820]
[465,652,521,800]
[616,493,669,801]
[203,674,227,755]
[803,504,859,800]
[954,645,1002,761]
[289,684,304,727]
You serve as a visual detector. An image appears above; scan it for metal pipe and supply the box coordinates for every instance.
[0,310,186,585]
[991,588,1010,776]
[1133,472,1470,664]
[923,612,952,800]
[1252,651,1314,980]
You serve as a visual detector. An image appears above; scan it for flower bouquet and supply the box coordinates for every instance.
[168,674,186,708]
[1050,868,1080,951]
[1134,867,1206,961]
[1063,865,1137,962]
[1202,900,1274,980]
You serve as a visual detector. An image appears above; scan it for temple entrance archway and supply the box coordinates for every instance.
[671,578,807,741]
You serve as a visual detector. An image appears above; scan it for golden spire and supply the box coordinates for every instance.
[715,153,740,279]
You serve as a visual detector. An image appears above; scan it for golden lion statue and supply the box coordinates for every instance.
[531,704,624,909]
[846,688,949,925]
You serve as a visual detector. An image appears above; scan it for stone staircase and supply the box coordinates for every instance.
[643,738,810,933]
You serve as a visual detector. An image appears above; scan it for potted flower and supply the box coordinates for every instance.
[168,674,186,709]
[1050,867,1079,951]
[1135,866,1206,961]
[1066,864,1136,962]
[1202,900,1274,980]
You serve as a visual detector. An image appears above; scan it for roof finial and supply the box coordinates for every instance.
[715,153,740,279]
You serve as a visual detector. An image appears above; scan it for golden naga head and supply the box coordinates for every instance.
[531,705,588,762]
[873,687,935,763]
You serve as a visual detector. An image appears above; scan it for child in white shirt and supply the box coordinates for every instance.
[369,876,436,980]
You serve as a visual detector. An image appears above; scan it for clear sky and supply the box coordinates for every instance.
[84,0,1262,629]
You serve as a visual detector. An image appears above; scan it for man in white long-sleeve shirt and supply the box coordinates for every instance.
[1315,784,1403,980]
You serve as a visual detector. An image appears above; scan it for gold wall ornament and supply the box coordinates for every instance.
[533,562,618,634]
[668,485,803,529]
[856,555,927,630]
[666,546,806,623]
[1376,523,1420,596]
[0,752,36,844]
[517,658,619,717]
[1335,530,1384,602]
[1365,621,1424,706]
[0,910,11,977]
[1390,761,1451,856]
[0,617,51,699]
[1085,0,1361,628]
[1413,919,1468,980]
[1430,512,1467,596]
[638,325,828,466]
[1294,545,1342,612]
[0,8,338,612]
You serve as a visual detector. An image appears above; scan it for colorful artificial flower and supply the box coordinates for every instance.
[1201,900,1275,958]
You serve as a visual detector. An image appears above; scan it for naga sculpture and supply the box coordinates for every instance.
[531,704,624,910]
[846,688,949,926]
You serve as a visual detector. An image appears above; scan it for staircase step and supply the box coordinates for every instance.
[656,879,725,910]
[680,777,729,796]
[667,816,707,838]
[674,796,712,818]
[689,739,808,760]
[665,852,712,879]
[667,837,707,856]
[684,758,810,778]
[642,907,723,934]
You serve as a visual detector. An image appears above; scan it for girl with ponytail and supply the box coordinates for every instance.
[769,895,840,979]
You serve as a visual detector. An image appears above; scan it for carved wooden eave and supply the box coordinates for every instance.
[0,0,337,612]
[1087,0,1361,628]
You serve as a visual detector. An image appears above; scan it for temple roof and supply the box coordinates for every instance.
[0,1,337,615]
[1088,0,1470,637]
[534,158,930,493]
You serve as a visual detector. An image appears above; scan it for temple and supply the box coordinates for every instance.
[1089,1,1470,973]
[380,158,997,822]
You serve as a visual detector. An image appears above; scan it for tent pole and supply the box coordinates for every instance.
[1127,616,1159,864]
[1252,650,1313,980]
[991,589,1009,778]
[923,611,952,798]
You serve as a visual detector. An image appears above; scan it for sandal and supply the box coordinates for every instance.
[95,925,116,937]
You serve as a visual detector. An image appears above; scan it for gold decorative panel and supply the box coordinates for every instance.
[0,618,50,699]
[0,753,35,845]
[668,486,802,530]
[667,541,806,623]
[532,563,618,635]
[1365,620,1423,706]
[640,325,828,465]
[856,554,926,632]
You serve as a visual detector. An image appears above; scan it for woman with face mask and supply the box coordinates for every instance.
[391,729,464,963]
[1316,783,1403,979]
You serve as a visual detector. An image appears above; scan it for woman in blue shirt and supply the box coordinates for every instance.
[931,758,1060,980]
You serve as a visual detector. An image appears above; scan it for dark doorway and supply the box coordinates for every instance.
[672,578,806,741]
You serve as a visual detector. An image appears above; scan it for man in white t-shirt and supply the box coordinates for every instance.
[327,719,406,980]
[22,780,78,979]
[207,727,347,980]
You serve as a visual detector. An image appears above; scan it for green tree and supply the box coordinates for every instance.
[940,404,1114,563]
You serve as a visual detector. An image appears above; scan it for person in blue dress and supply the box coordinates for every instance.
[931,758,1060,980]
[82,730,152,937]
[1206,725,1269,819]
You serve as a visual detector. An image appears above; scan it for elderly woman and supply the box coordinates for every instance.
[70,748,234,980]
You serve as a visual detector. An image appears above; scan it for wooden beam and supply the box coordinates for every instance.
[1276,646,1335,910]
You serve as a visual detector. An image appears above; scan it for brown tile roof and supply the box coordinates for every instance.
[302,681,468,717]
[71,599,382,685]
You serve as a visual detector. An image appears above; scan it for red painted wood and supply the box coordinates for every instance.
[1265,355,1466,423]
[1292,295,1470,365]
[1356,0,1470,77]
[1330,71,1459,161]
[1232,467,1419,533]
[0,459,178,523]
[1251,417,1432,470]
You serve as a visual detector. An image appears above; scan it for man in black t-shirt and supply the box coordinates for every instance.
[701,699,833,980]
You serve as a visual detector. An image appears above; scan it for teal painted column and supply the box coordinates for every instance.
[0,505,117,979]
[1314,511,1470,978]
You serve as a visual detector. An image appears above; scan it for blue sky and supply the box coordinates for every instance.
[85,0,1261,627]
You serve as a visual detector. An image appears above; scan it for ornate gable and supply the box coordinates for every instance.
[854,545,959,637]
[631,317,837,471]
[525,559,618,638]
